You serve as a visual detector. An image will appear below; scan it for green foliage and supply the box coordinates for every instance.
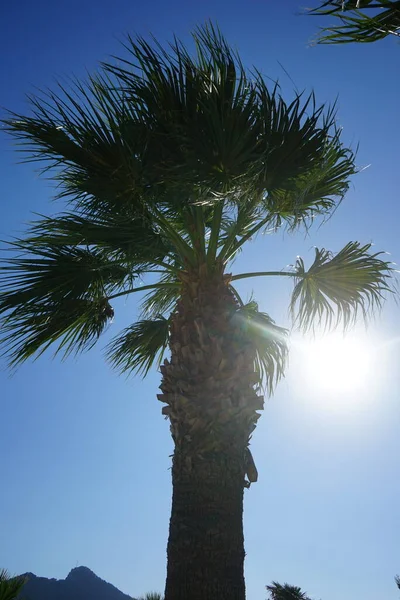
[107,317,170,377]
[309,1,400,44]
[235,301,288,393]
[0,239,127,365]
[0,569,27,600]
[137,593,163,600]
[0,23,395,386]
[290,242,393,332]
[266,581,311,600]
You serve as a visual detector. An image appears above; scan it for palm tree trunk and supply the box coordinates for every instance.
[165,443,246,600]
[159,264,263,600]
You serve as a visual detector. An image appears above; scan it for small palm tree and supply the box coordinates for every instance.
[0,569,27,600]
[0,24,394,600]
[308,1,400,44]
[266,581,311,600]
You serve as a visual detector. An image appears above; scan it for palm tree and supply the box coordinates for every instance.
[0,569,27,600]
[266,581,311,600]
[308,1,400,44]
[396,575,400,591]
[0,24,393,600]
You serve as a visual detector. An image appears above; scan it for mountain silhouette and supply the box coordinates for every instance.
[18,566,135,600]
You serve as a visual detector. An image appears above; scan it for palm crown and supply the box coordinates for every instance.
[0,24,392,389]
[266,581,311,600]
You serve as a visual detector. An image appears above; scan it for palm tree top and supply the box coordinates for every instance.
[266,580,311,600]
[0,23,394,387]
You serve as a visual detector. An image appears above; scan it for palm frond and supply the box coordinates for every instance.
[290,241,394,332]
[26,212,175,266]
[140,274,180,318]
[106,317,170,377]
[0,240,135,311]
[265,124,356,231]
[266,581,311,600]
[105,23,355,218]
[3,23,357,265]
[0,569,27,600]
[1,296,114,367]
[3,75,151,219]
[234,300,288,394]
[395,575,400,590]
[0,240,131,366]
[308,1,400,44]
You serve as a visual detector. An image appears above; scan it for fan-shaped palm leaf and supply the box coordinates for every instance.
[290,241,393,331]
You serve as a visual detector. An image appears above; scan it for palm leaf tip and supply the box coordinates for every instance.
[234,300,288,393]
[290,241,395,332]
[106,317,170,377]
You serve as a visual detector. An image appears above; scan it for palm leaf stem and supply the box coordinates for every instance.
[231,271,296,281]
[219,214,271,263]
[107,282,179,301]
[152,208,196,266]
[206,201,224,268]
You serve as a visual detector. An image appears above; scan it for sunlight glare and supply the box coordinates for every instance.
[296,333,373,396]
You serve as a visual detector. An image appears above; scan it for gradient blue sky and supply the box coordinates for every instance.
[1,2,399,599]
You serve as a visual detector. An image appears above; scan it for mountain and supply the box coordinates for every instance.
[18,566,135,600]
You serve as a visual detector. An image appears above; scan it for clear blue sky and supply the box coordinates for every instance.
[1,2,399,599]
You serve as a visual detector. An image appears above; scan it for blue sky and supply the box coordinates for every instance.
[1,2,399,599]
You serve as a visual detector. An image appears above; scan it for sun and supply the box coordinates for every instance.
[295,332,374,396]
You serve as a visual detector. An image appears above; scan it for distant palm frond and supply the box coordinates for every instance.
[308,1,400,44]
[138,593,163,600]
[290,241,393,332]
[266,580,311,600]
